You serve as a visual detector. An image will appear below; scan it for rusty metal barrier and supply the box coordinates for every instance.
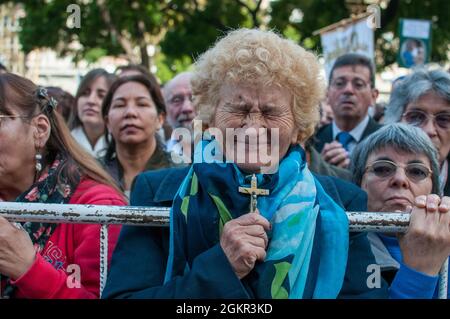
[0,202,448,299]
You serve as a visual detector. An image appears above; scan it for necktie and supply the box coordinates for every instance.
[336,131,354,151]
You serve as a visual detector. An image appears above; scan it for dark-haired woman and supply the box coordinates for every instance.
[101,74,180,197]
[46,86,75,123]
[0,73,126,299]
[70,68,116,159]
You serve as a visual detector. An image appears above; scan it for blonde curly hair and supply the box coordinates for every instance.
[191,28,324,143]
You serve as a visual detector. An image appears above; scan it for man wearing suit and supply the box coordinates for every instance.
[314,53,382,168]
[102,166,388,299]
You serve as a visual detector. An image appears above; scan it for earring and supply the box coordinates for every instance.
[35,153,43,173]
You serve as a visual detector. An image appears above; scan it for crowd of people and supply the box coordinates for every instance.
[0,28,449,299]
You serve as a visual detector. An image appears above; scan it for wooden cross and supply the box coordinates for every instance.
[238,174,270,213]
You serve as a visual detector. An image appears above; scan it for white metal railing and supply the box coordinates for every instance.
[0,202,448,299]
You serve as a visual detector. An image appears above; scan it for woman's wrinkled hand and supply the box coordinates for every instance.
[398,194,450,276]
[0,216,36,280]
[220,209,271,279]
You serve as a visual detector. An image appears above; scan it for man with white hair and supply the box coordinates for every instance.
[163,73,195,129]
[162,72,195,156]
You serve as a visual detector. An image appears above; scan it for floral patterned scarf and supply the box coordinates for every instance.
[2,154,80,298]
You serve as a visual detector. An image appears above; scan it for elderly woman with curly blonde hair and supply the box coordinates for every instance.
[103,29,387,299]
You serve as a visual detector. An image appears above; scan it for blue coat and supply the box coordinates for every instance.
[103,167,388,299]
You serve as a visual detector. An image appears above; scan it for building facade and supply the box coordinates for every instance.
[0,2,25,74]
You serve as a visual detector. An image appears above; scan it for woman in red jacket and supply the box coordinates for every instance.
[0,73,126,299]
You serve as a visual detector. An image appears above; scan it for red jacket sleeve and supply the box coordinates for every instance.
[11,179,126,299]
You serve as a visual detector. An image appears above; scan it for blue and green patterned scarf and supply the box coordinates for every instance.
[164,141,349,298]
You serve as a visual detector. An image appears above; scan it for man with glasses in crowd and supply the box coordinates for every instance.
[162,72,195,163]
[314,53,382,168]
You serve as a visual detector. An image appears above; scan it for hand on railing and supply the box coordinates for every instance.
[398,195,450,276]
[0,216,36,280]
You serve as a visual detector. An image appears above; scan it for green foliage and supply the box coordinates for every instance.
[375,0,450,67]
[13,1,166,61]
[84,48,108,63]
[18,0,71,53]
[8,0,450,78]
[160,0,250,64]
[155,53,193,84]
[268,0,449,69]
[270,0,349,50]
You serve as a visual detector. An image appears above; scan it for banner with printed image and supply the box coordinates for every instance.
[398,19,432,68]
[320,17,374,80]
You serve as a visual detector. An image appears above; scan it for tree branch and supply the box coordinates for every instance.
[235,0,263,27]
[255,0,263,13]
[167,1,227,30]
[96,0,139,63]
[235,0,252,13]
[381,0,400,29]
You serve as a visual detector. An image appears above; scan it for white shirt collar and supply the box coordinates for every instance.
[71,127,107,159]
[332,115,370,143]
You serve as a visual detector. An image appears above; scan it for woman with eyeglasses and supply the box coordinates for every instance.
[385,69,450,196]
[351,123,450,298]
[0,73,126,298]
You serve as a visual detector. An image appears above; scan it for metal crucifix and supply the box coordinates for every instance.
[238,174,270,213]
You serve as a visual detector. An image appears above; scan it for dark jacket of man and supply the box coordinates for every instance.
[307,145,352,182]
[103,167,388,299]
[314,117,382,153]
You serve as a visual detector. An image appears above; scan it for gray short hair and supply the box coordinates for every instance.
[384,69,450,124]
[351,123,440,195]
